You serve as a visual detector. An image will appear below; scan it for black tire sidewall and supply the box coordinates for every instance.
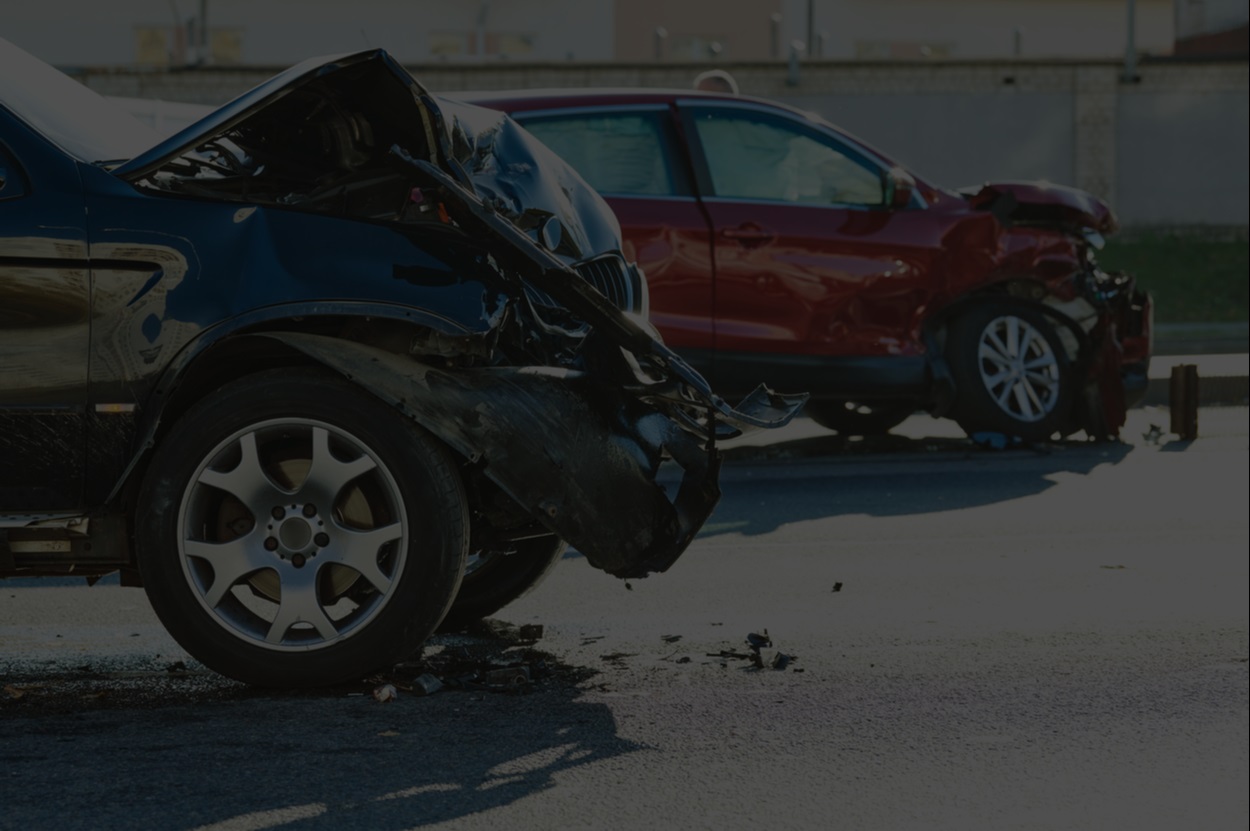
[805,401,916,435]
[136,369,467,687]
[947,303,1074,442]
[437,537,566,632]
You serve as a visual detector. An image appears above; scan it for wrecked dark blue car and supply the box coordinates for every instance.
[0,41,802,686]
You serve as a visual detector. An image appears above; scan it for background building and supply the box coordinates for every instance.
[6,0,1247,68]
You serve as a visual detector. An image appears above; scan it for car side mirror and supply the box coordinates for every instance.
[885,167,916,209]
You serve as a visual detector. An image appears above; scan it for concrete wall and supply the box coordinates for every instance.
[75,57,1250,228]
[780,0,1175,59]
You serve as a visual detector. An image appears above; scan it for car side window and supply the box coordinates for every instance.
[690,109,884,207]
[0,142,29,201]
[517,111,690,197]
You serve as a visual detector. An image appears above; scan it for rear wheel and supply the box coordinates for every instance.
[946,303,1074,442]
[136,369,467,687]
[806,400,916,436]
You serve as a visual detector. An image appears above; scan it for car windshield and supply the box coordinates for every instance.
[0,37,159,164]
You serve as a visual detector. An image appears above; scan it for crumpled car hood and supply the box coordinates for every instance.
[112,49,618,263]
[961,180,1118,234]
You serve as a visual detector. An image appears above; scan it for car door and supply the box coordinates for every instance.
[0,123,89,511]
[513,106,717,373]
[679,102,943,397]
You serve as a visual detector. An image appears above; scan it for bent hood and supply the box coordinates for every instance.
[112,49,620,260]
[961,180,1118,234]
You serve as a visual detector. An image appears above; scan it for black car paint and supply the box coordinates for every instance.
[0,47,802,580]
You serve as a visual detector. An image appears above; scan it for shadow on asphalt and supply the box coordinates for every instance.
[0,623,640,830]
[693,434,1136,539]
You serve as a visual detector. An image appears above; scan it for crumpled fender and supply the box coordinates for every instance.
[260,332,719,578]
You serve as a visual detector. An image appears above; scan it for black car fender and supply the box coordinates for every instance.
[104,299,501,507]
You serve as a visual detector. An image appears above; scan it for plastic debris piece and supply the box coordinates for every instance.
[481,666,532,692]
[517,624,544,642]
[661,634,682,643]
[676,656,692,664]
[413,674,443,696]
[165,661,188,673]
[771,653,794,671]
[970,429,1010,449]
[832,582,844,592]
[746,630,772,651]
[372,683,399,703]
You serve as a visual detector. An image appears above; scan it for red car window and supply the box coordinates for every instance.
[690,109,885,206]
[518,110,691,197]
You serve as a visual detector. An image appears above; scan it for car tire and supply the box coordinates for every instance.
[437,537,566,632]
[806,400,916,436]
[946,302,1074,442]
[136,369,467,687]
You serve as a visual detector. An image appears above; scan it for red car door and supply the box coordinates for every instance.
[514,107,716,368]
[679,102,946,395]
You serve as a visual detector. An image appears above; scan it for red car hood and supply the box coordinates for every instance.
[961,181,1118,234]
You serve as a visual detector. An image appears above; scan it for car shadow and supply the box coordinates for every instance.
[0,627,640,830]
[693,434,1136,539]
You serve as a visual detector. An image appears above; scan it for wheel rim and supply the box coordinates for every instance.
[176,418,410,651]
[976,315,1061,423]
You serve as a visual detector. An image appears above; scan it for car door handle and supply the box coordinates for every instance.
[721,223,775,245]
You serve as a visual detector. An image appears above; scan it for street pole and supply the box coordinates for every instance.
[1123,0,1138,81]
[807,0,815,58]
[199,0,208,64]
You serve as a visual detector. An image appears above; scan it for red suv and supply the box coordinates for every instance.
[464,89,1151,441]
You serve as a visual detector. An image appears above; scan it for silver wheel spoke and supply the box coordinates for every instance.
[185,535,268,608]
[266,567,338,644]
[1012,382,1035,418]
[983,369,1012,391]
[1005,317,1021,358]
[1021,379,1045,416]
[1024,355,1054,370]
[304,427,377,501]
[330,522,403,593]
[985,330,1011,361]
[198,432,285,506]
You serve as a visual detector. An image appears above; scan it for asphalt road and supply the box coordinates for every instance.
[2,407,1247,831]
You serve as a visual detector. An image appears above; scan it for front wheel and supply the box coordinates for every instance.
[136,369,468,687]
[946,303,1074,442]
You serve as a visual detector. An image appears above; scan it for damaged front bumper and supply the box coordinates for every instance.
[264,333,804,578]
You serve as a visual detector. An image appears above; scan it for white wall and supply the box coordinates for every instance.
[2,0,616,66]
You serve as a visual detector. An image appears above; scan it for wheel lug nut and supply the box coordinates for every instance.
[314,532,330,547]
[271,507,284,520]
[291,553,306,568]
[303,503,318,517]
[264,537,279,551]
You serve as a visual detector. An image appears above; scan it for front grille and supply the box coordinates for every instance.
[524,254,638,313]
[575,255,635,311]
